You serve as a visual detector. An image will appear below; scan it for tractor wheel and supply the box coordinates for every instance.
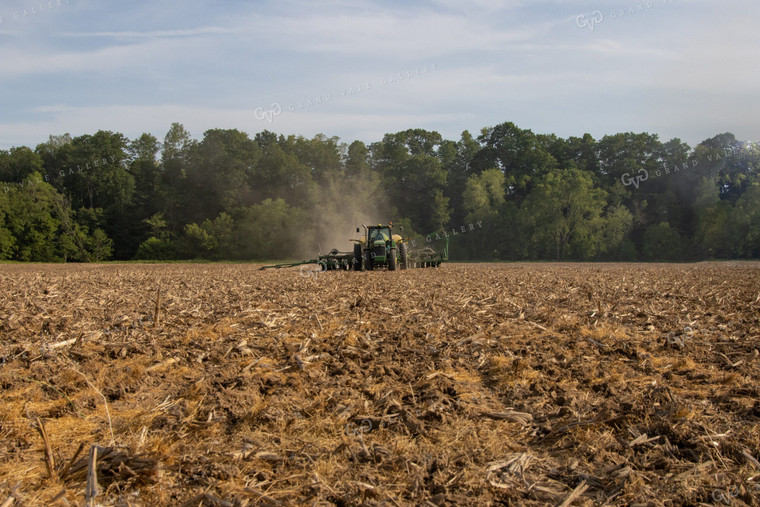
[399,243,408,270]
[353,244,363,271]
[388,247,397,271]
[364,249,373,270]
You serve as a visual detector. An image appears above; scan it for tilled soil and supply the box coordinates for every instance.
[1,262,759,506]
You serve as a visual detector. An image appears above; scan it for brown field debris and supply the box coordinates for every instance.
[1,262,759,505]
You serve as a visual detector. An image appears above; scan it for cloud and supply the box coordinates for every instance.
[59,26,233,39]
[0,101,458,150]
[1,0,759,150]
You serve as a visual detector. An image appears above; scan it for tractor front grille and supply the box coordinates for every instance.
[373,246,385,260]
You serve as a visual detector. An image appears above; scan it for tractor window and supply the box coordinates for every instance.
[371,229,390,242]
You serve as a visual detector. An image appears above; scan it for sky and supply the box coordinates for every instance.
[1,0,758,151]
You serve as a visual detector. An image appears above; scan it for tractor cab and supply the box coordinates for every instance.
[368,225,391,264]
[353,222,406,271]
[369,227,391,246]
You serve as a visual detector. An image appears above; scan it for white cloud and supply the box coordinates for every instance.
[217,3,548,60]
[1,0,758,149]
[0,101,460,150]
[59,26,233,38]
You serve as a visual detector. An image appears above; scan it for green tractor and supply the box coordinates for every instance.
[352,222,408,271]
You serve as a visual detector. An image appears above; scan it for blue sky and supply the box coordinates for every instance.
[1,0,758,150]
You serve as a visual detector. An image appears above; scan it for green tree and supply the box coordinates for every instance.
[0,189,15,259]
[597,132,664,189]
[728,181,760,258]
[51,197,114,262]
[236,198,309,260]
[134,237,175,260]
[521,169,607,260]
[3,173,61,261]
[540,133,599,175]
[180,222,218,258]
[123,133,163,257]
[162,122,195,164]
[252,131,315,206]
[598,204,634,260]
[157,123,195,234]
[463,168,506,217]
[186,129,260,221]
[371,129,449,233]
[89,229,113,261]
[0,147,45,183]
[345,140,371,178]
[476,122,557,200]
[128,133,162,213]
[49,131,134,258]
[442,130,481,227]
[642,222,682,261]
[55,196,92,262]
[462,168,505,259]
[290,133,342,185]
[203,213,236,259]
[135,212,175,260]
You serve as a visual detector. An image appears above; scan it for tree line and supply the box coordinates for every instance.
[1,122,758,262]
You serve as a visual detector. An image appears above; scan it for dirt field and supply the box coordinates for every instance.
[1,262,759,506]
